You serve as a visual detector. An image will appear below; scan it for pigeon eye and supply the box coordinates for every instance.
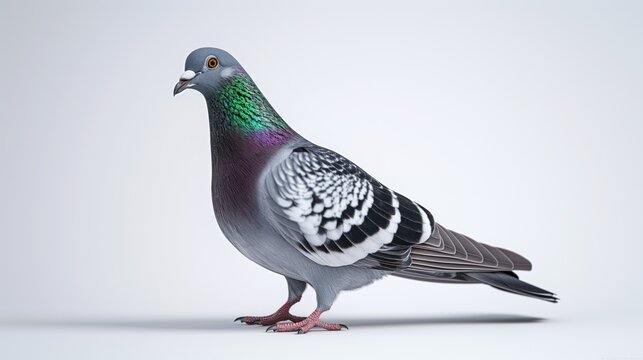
[207,57,219,69]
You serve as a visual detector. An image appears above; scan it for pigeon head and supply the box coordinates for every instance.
[174,48,296,147]
[173,47,244,96]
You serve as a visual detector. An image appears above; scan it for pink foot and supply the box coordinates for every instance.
[266,310,348,334]
[234,298,306,326]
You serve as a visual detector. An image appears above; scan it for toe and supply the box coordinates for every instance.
[266,325,277,332]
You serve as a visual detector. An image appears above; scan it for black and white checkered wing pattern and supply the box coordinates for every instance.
[266,146,434,270]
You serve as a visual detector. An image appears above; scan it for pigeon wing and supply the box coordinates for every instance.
[266,145,534,274]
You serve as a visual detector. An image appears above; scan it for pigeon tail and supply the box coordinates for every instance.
[463,271,559,303]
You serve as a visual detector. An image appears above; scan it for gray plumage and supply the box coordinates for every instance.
[173,47,557,332]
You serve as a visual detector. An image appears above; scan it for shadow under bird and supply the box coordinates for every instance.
[173,47,558,334]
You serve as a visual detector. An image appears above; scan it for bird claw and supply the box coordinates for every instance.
[244,309,346,334]
[264,310,347,333]
[234,316,260,325]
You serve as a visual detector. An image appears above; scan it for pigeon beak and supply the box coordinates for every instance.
[173,70,199,96]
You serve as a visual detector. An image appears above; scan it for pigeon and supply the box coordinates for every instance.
[173,47,558,334]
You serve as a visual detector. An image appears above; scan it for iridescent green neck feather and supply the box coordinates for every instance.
[207,74,291,138]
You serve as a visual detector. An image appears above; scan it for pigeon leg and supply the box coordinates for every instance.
[234,277,307,326]
[265,309,347,334]
[234,297,306,325]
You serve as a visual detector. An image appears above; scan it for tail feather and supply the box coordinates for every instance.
[464,272,559,303]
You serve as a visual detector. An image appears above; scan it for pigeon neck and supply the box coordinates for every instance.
[206,73,296,156]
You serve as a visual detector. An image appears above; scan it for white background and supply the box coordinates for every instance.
[1,1,642,359]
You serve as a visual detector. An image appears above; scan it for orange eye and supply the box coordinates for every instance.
[207,57,219,69]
